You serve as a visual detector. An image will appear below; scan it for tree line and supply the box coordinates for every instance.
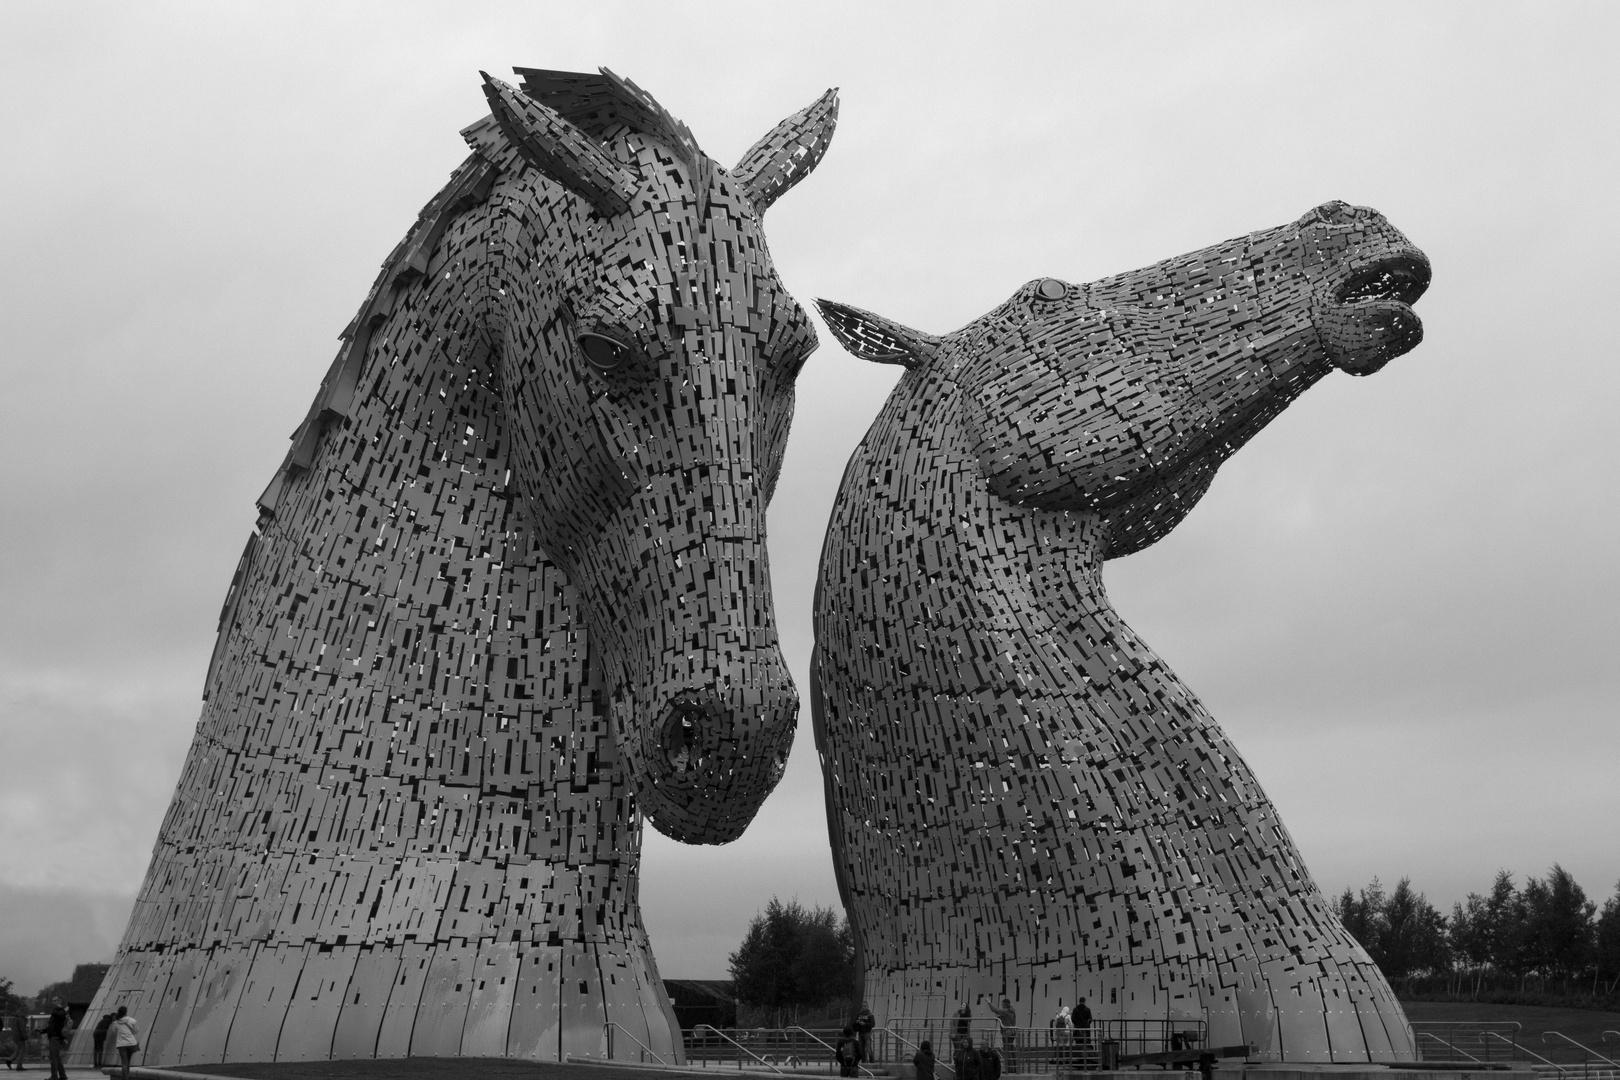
[0,977,70,1019]
[1333,866,1620,1007]
[728,898,859,1027]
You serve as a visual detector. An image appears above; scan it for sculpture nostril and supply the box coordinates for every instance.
[662,697,707,775]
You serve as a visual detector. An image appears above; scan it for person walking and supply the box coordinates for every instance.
[7,1013,25,1071]
[44,1001,68,1080]
[112,1008,140,1080]
[1,1014,22,1071]
[912,1040,937,1080]
[91,1014,115,1071]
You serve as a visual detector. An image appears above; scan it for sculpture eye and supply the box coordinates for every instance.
[1035,278,1068,301]
[577,332,631,372]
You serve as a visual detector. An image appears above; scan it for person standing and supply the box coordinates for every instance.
[1050,1000,1071,1068]
[44,1001,68,1080]
[990,996,1017,1071]
[112,1008,139,1080]
[1073,997,1094,1060]
[91,1014,115,1071]
[953,1001,972,1046]
[958,1038,981,1080]
[912,1040,937,1080]
[852,1002,876,1063]
[835,1026,863,1078]
[978,1038,1002,1080]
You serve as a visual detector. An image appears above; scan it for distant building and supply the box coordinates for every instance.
[61,965,108,1027]
[664,980,737,1031]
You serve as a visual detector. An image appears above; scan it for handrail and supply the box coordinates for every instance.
[1415,1030,1486,1063]
[785,1026,880,1079]
[878,1025,958,1079]
[1485,1031,1566,1073]
[603,1021,671,1066]
[693,1024,788,1075]
[1603,1032,1620,1047]
[1543,1032,1620,1070]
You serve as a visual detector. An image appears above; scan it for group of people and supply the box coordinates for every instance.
[909,1035,1004,1080]
[833,1003,876,1077]
[835,993,1096,1079]
[0,1002,139,1080]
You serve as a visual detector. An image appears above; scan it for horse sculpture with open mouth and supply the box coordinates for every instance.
[78,67,836,1067]
[812,201,1430,1062]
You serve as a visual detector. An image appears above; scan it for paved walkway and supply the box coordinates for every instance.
[82,1061,703,1080]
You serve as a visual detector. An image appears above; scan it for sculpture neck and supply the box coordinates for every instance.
[862,373,1139,695]
[953,474,1144,693]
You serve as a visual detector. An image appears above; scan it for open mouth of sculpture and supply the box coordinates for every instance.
[1322,252,1431,375]
[1335,254,1431,309]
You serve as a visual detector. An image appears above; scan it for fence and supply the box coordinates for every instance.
[1410,1022,1522,1064]
[883,1017,1208,1073]
[684,1025,860,1074]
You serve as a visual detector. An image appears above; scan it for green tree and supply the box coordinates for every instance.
[1594,881,1620,995]
[1520,865,1595,986]
[29,981,74,1014]
[1480,870,1527,980]
[1380,878,1450,981]
[0,977,27,1019]
[1334,878,1387,959]
[729,898,856,1026]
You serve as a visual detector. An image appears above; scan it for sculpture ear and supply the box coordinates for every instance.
[479,72,639,217]
[816,300,940,370]
[732,88,838,215]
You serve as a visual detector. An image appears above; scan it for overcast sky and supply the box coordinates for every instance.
[2,2,1616,995]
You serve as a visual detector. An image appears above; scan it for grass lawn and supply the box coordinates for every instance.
[1401,1000,1620,1063]
[170,1059,687,1080]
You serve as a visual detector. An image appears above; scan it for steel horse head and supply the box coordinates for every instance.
[812,202,1431,1062]
[467,70,835,842]
[85,68,836,1067]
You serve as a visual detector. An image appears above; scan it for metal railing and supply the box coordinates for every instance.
[1540,1032,1620,1079]
[604,1020,674,1066]
[1410,1022,1523,1063]
[878,1025,957,1079]
[1414,1031,1487,1064]
[1485,1030,1566,1074]
[785,1026,881,1078]
[882,1018,1206,1073]
[687,1025,852,1074]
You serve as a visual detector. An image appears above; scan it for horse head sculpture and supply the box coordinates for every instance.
[470,72,831,842]
[821,200,1428,557]
[812,202,1430,1062]
[82,68,835,1067]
